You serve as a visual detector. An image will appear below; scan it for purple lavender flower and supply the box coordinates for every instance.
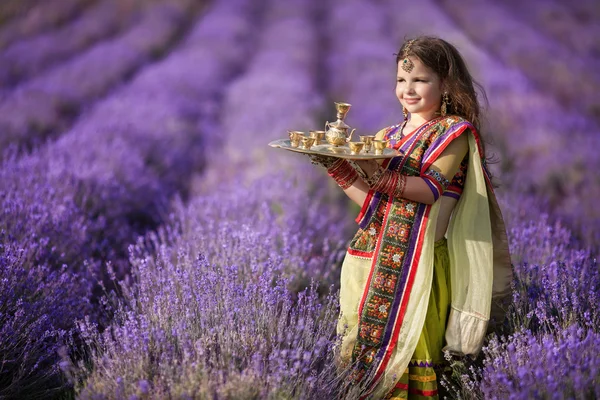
[478,326,600,399]
[0,244,92,398]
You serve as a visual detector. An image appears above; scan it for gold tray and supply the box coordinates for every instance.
[268,139,402,160]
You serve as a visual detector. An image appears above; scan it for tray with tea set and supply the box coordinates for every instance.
[268,137,402,160]
[268,101,403,160]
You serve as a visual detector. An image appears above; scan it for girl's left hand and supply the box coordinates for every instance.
[307,154,338,169]
[353,159,380,178]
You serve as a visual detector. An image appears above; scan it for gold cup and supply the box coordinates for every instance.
[372,139,389,155]
[309,130,325,144]
[359,135,376,153]
[300,136,316,149]
[348,141,365,155]
[288,130,305,148]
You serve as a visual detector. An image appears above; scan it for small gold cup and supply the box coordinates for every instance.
[309,130,325,144]
[288,130,305,148]
[359,135,376,153]
[348,141,365,155]
[300,136,316,149]
[372,139,389,155]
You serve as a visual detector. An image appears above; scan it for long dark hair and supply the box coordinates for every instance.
[396,36,489,154]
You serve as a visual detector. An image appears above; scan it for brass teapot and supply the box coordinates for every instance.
[325,102,356,146]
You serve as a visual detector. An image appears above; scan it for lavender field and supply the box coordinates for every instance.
[1,0,599,398]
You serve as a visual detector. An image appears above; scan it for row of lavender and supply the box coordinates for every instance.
[0,0,92,49]
[438,0,600,122]
[1,0,150,87]
[0,0,265,396]
[0,0,196,153]
[65,0,359,398]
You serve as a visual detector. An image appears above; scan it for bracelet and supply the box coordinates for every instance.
[372,170,398,196]
[328,159,359,189]
[393,174,407,198]
[366,167,407,199]
[349,160,368,181]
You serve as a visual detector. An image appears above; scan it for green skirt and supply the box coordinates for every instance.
[384,238,451,400]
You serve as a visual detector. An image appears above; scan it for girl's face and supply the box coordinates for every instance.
[395,56,443,121]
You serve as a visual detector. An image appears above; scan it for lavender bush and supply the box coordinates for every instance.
[0,147,97,271]
[66,249,342,399]
[0,0,263,396]
[65,168,351,398]
[507,214,599,332]
[0,244,93,399]
[444,325,600,400]
[0,0,262,284]
[65,1,355,397]
[156,176,349,292]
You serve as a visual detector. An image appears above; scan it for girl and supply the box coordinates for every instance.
[310,36,512,399]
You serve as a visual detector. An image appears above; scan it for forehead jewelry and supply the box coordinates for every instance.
[401,39,415,73]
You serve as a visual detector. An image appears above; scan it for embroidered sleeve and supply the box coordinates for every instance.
[442,157,468,199]
[421,169,450,201]
[420,129,469,202]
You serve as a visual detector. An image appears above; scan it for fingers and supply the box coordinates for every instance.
[307,154,341,169]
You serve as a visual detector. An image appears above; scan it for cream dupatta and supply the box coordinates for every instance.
[336,117,512,399]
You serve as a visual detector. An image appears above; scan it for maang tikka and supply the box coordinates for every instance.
[400,39,416,73]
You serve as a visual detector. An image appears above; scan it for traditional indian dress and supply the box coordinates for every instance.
[336,116,512,399]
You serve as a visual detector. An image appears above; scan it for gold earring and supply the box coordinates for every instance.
[441,92,449,116]
[403,106,408,120]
